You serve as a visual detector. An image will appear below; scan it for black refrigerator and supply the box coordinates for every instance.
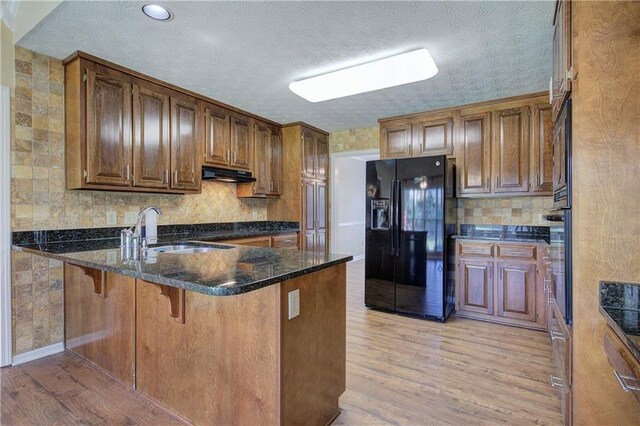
[365,155,457,321]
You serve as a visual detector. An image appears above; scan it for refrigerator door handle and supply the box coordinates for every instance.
[395,180,401,257]
[390,180,395,256]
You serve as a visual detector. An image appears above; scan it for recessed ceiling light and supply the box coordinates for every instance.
[142,4,172,21]
[289,48,438,103]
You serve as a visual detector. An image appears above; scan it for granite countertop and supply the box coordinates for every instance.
[13,241,352,296]
[600,281,640,360]
[12,221,353,296]
[453,224,551,244]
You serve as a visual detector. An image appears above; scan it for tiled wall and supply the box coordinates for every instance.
[456,197,553,226]
[10,47,266,355]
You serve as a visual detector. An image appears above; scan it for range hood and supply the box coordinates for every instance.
[202,166,256,183]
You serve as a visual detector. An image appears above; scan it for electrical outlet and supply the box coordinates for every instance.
[252,209,258,220]
[106,211,117,226]
[124,211,138,225]
[288,289,300,320]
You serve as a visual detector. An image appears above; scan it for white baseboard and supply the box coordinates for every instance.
[12,342,64,366]
[350,254,365,262]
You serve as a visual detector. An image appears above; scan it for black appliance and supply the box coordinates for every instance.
[546,98,572,325]
[202,166,256,183]
[364,156,456,321]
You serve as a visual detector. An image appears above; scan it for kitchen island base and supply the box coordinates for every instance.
[64,262,346,426]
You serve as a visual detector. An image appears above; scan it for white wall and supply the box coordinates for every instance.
[332,156,367,258]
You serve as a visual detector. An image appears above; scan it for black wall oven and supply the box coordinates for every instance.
[547,99,572,325]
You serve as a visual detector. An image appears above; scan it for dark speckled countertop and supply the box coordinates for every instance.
[11,221,353,296]
[600,281,640,360]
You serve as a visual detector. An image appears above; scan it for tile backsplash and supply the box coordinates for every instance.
[456,197,553,227]
[10,47,266,355]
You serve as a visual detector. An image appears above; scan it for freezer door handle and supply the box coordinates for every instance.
[390,180,395,256]
[395,180,401,257]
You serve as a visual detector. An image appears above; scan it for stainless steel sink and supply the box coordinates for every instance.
[149,244,228,254]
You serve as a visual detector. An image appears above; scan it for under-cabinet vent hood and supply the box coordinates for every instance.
[202,166,256,183]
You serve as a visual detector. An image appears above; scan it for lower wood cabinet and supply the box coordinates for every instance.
[222,232,299,250]
[604,326,640,406]
[456,240,547,330]
[64,264,135,386]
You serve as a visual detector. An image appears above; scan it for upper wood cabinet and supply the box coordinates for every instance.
[301,128,328,180]
[531,103,554,193]
[492,106,530,193]
[237,121,282,198]
[380,123,412,159]
[552,0,572,122]
[458,113,491,195]
[203,105,231,167]
[170,96,201,191]
[132,81,170,189]
[84,66,132,187]
[413,116,454,157]
[230,115,252,171]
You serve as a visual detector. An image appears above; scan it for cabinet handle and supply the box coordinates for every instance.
[549,330,565,341]
[232,151,237,164]
[173,170,178,185]
[163,169,168,184]
[613,370,640,393]
[536,173,540,187]
[125,164,130,181]
[496,176,500,188]
[550,375,564,388]
[486,177,489,189]
[225,149,230,162]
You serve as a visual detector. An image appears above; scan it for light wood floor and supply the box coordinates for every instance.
[1,260,562,425]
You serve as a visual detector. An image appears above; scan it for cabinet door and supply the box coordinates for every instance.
[85,68,132,186]
[413,117,453,157]
[458,259,494,315]
[496,261,537,322]
[315,133,328,180]
[531,103,553,193]
[492,107,530,193]
[170,97,200,191]
[553,116,567,191]
[302,180,316,251]
[253,122,271,194]
[301,129,316,178]
[204,106,231,167]
[380,123,412,159]
[230,115,252,170]
[552,0,571,121]
[315,181,327,253]
[458,113,491,195]
[269,130,282,195]
[132,83,170,189]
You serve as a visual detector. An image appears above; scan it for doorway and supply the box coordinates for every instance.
[330,150,378,260]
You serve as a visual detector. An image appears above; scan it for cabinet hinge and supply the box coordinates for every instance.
[566,67,573,81]
[82,72,87,82]
[83,169,88,182]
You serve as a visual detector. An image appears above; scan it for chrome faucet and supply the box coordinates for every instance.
[121,206,162,258]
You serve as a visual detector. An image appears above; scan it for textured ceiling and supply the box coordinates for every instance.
[18,1,554,132]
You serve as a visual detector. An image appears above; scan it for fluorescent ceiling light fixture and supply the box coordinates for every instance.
[289,48,438,103]
[142,4,172,21]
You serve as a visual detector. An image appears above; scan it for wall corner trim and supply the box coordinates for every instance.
[1,86,12,367]
[12,342,64,366]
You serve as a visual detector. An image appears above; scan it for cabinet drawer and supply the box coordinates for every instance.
[458,241,494,257]
[604,326,640,404]
[496,244,538,261]
[271,233,299,250]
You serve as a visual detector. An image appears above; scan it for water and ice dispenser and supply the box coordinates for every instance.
[370,199,390,230]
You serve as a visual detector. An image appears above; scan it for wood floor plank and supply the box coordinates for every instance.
[1,259,562,425]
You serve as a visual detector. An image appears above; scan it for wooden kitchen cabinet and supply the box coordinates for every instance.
[132,80,170,189]
[203,104,232,167]
[269,123,329,252]
[414,115,454,157]
[380,123,412,159]
[64,264,135,386]
[458,258,494,316]
[458,112,492,195]
[456,240,547,330]
[531,103,554,193]
[552,0,572,122]
[84,65,133,187]
[222,233,299,250]
[492,106,530,194]
[237,121,282,197]
[170,96,201,191]
[230,114,253,171]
